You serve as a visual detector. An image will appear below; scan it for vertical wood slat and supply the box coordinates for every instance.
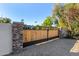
[23,29,58,43]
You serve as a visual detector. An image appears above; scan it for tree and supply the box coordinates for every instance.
[0,17,11,23]
[52,4,67,29]
[64,3,79,37]
[4,18,11,23]
[34,25,40,30]
[42,16,52,27]
[52,3,79,38]
[21,19,24,22]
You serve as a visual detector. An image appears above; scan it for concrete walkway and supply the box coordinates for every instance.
[9,38,79,56]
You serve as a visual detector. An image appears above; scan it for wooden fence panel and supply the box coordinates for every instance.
[23,29,58,43]
[48,30,58,38]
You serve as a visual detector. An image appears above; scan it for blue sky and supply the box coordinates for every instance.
[0,3,55,25]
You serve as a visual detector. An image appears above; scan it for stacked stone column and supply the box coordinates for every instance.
[12,22,24,53]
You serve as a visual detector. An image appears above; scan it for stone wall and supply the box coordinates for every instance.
[12,22,24,53]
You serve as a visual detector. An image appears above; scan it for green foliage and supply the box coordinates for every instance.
[0,17,11,23]
[53,4,67,29]
[34,25,41,30]
[64,3,79,37]
[42,16,52,27]
[53,3,79,38]
[71,20,79,36]
[21,19,24,22]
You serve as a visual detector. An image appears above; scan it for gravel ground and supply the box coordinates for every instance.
[8,38,79,56]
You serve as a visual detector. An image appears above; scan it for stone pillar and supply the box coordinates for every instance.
[12,22,24,53]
